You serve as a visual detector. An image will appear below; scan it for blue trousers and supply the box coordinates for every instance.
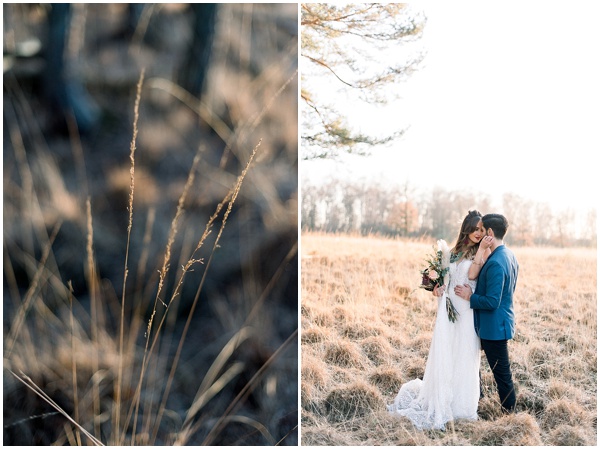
[481,338,516,412]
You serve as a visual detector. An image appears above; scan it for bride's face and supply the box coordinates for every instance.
[468,219,485,245]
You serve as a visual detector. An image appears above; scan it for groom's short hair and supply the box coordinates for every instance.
[482,214,509,239]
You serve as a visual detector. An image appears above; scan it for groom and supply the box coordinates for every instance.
[455,213,519,413]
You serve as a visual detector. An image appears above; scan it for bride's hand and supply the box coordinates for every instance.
[480,235,494,249]
[432,285,445,297]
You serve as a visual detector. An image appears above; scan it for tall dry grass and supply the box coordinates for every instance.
[301,232,596,446]
[4,4,298,445]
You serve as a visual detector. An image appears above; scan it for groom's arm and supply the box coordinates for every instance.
[470,261,505,310]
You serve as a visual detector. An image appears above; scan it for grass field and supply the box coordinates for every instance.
[300,232,596,446]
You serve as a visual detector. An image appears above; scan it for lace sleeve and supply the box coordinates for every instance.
[468,277,477,293]
[466,259,477,292]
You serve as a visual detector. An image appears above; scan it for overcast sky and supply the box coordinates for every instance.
[301,2,600,219]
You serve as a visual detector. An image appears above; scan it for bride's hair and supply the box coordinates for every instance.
[451,210,482,260]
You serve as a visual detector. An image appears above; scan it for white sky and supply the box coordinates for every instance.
[301,2,600,218]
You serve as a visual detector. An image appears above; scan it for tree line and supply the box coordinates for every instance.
[301,180,596,248]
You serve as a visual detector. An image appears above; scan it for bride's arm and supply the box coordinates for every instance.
[468,239,493,280]
[468,252,485,280]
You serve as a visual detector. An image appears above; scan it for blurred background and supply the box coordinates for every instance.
[4,3,297,445]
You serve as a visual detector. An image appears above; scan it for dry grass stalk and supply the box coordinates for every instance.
[127,146,201,443]
[151,140,262,444]
[9,371,103,446]
[85,197,102,439]
[115,68,145,445]
[199,328,298,446]
[5,220,62,357]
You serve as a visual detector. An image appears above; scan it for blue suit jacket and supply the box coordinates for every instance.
[470,245,519,340]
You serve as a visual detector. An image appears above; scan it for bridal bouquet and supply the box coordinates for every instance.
[420,239,459,323]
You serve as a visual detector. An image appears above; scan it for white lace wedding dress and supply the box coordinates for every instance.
[388,259,481,430]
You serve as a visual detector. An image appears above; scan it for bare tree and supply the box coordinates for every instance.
[503,193,534,246]
[341,182,362,232]
[387,200,419,236]
[585,209,597,246]
[423,187,454,240]
[553,209,576,248]
[301,184,318,230]
[359,182,394,234]
[533,202,554,245]
[301,3,426,158]
[386,181,418,236]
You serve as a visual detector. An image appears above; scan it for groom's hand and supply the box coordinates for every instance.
[454,284,472,301]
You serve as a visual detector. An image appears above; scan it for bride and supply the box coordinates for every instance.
[388,210,492,430]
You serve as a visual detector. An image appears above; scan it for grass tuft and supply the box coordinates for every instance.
[324,340,364,369]
[368,366,404,396]
[301,326,328,345]
[324,381,383,423]
[472,413,542,446]
[360,335,393,366]
[548,424,590,446]
[541,398,589,430]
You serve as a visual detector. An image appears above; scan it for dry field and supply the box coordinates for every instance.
[300,232,597,446]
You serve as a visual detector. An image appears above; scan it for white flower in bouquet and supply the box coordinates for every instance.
[437,239,451,286]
